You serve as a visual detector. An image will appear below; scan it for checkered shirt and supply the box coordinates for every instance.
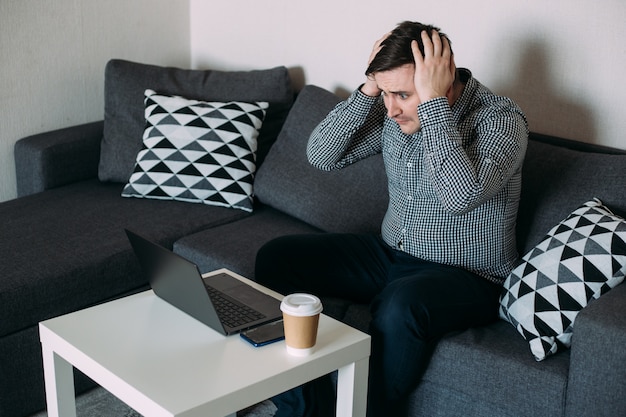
[307,69,529,283]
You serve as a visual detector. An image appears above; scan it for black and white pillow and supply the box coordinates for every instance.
[499,198,626,361]
[122,89,269,212]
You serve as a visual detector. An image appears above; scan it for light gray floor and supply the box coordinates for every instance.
[30,385,276,417]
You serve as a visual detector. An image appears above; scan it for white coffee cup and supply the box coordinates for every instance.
[280,293,323,356]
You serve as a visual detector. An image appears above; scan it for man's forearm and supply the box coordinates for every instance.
[307,89,384,170]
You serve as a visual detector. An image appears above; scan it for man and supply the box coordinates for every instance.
[255,21,528,417]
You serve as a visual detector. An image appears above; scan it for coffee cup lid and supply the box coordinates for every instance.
[280,293,323,317]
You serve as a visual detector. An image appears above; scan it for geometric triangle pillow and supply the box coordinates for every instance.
[499,198,626,361]
[122,89,268,212]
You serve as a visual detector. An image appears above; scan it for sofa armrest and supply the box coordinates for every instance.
[565,282,626,417]
[14,121,104,196]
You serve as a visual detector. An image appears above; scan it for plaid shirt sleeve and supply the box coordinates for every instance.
[307,88,387,170]
[419,96,528,215]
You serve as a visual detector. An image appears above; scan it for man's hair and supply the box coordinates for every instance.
[366,21,452,76]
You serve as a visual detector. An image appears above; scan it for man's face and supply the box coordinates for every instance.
[374,64,422,135]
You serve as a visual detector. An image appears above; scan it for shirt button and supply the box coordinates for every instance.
[407,195,413,200]
[407,162,412,168]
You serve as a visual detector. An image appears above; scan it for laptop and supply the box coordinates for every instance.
[125,229,282,335]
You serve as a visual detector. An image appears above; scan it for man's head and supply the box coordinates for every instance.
[366,21,455,135]
[366,21,452,75]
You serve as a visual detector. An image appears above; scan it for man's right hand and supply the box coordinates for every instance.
[361,32,389,97]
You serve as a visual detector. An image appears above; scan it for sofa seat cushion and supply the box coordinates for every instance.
[0,179,250,337]
[255,85,389,234]
[321,300,569,417]
[413,320,569,417]
[173,205,321,279]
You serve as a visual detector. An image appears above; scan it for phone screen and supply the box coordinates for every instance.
[240,320,285,347]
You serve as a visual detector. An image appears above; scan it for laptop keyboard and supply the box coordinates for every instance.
[205,285,266,328]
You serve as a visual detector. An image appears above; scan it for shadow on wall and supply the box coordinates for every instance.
[287,67,306,92]
[495,39,597,143]
[287,66,353,100]
[287,66,353,101]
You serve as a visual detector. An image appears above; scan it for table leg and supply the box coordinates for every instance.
[336,357,369,417]
[41,345,77,417]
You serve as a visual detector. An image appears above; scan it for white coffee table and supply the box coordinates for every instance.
[39,268,371,417]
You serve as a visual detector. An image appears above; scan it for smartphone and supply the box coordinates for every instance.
[240,320,285,347]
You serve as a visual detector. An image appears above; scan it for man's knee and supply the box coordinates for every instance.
[369,286,432,340]
[255,236,294,287]
[257,236,292,263]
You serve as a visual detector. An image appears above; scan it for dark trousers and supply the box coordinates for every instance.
[255,233,502,417]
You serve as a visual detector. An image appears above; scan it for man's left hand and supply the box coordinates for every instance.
[412,30,456,104]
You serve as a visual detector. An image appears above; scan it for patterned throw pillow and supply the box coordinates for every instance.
[499,198,626,361]
[122,89,268,212]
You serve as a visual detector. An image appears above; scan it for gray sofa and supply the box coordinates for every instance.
[2,60,625,417]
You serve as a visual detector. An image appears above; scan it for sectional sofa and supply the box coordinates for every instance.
[2,60,625,417]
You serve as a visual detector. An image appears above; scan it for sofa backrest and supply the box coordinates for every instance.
[99,60,293,183]
[517,135,626,255]
[254,85,389,234]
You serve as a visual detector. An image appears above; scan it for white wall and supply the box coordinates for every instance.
[0,0,190,202]
[190,0,625,151]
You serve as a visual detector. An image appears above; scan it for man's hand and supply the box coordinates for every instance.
[412,30,456,104]
[361,32,390,97]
